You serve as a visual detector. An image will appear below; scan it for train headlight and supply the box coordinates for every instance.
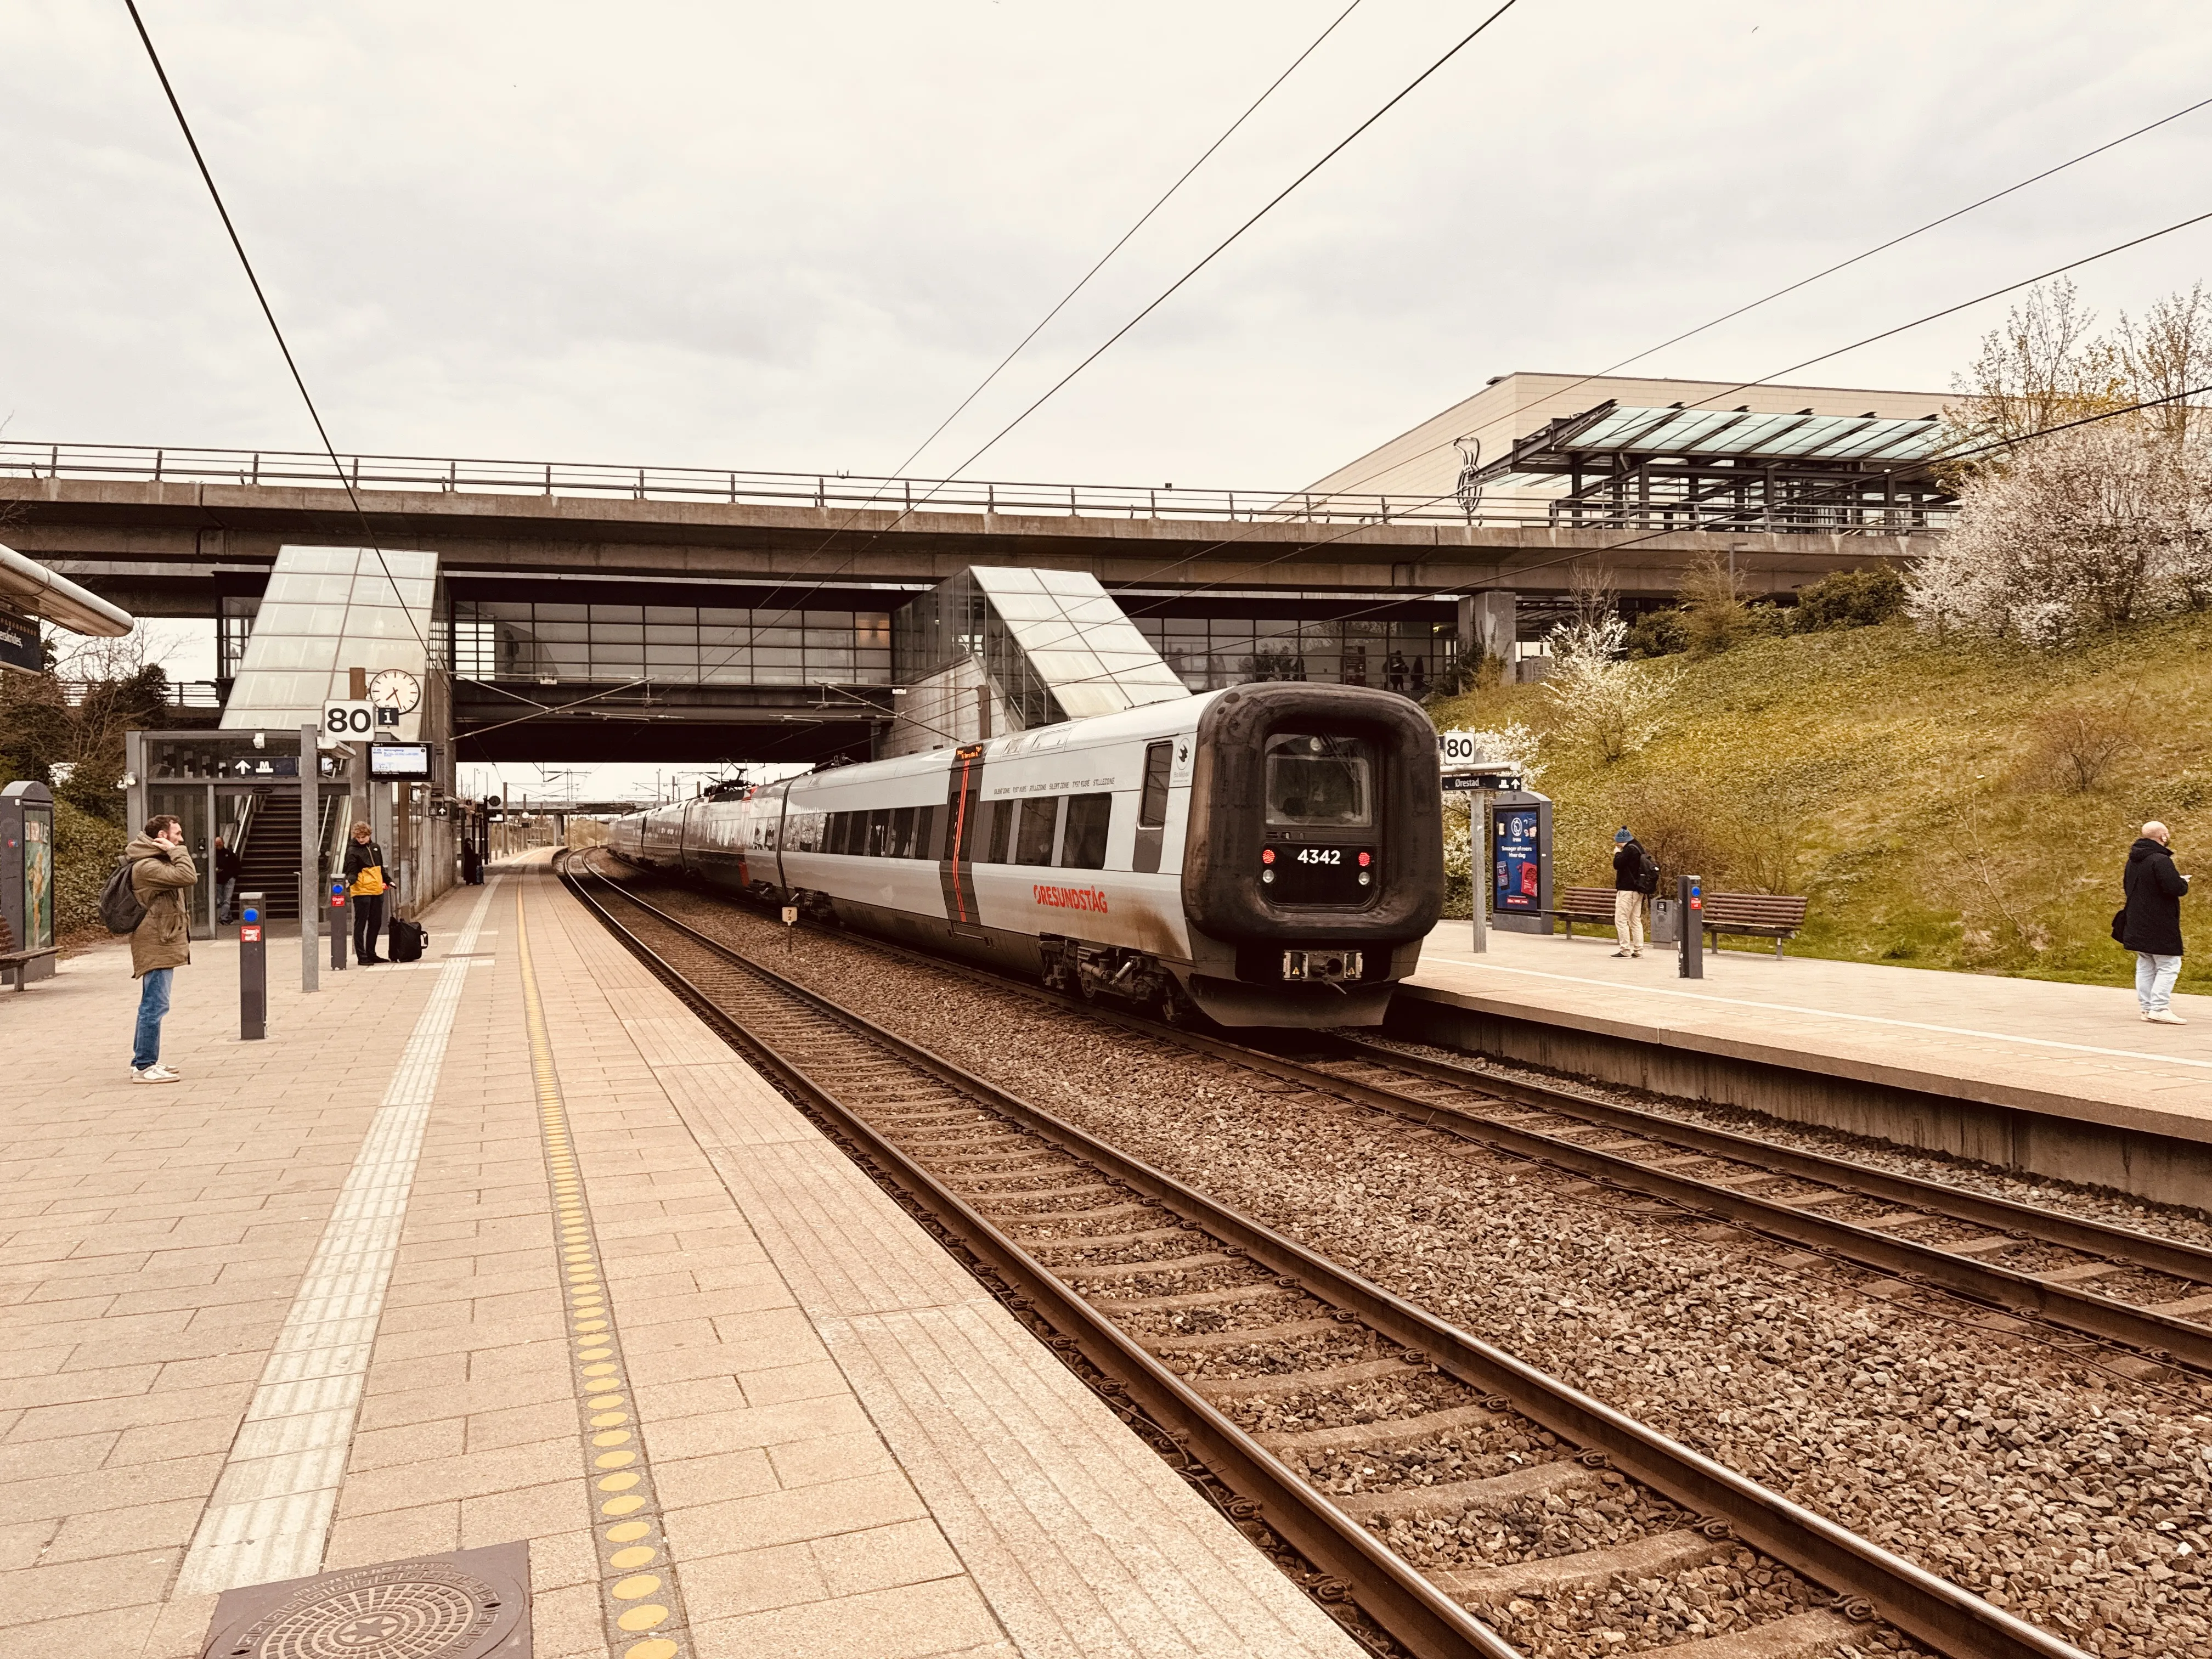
[1358,871,1372,886]
[1260,869,1275,884]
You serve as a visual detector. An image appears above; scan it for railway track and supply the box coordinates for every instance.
[607,859,2212,1395]
[560,853,2091,1659]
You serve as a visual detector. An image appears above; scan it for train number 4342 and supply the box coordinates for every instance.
[1293,848,1342,865]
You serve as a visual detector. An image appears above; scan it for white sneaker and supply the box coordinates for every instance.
[132,1064,180,1084]
[2145,1009,2188,1025]
[1612,949,1630,957]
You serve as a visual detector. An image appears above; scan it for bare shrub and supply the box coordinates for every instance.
[2024,699,2142,793]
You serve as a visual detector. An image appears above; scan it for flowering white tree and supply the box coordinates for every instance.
[1908,419,2212,646]
[1542,616,1680,762]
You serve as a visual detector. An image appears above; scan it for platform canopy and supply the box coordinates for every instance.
[1469,399,1955,533]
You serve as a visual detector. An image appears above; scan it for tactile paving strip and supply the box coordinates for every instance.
[515,890,695,1659]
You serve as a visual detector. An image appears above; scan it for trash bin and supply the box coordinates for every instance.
[1650,896,1681,945]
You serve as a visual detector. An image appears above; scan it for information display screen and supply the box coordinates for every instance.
[369,743,432,781]
[1492,808,1543,915]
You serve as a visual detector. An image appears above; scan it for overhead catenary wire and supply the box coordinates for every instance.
[988,195,2212,687]
[727,0,1370,647]
[730,0,1526,656]
[1021,376,2212,704]
[121,0,432,667]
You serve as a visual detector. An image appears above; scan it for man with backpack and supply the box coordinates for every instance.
[115,814,198,1083]
[1612,826,1658,959]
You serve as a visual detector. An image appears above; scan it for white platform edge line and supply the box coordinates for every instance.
[173,879,500,1598]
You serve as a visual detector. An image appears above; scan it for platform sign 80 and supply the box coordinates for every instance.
[320,699,375,747]
[1437,729,1487,772]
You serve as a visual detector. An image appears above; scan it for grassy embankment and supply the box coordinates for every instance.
[1424,613,2212,994]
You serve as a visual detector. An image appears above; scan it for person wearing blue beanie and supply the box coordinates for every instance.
[1612,826,1657,957]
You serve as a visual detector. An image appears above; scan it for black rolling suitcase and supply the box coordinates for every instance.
[388,917,427,963]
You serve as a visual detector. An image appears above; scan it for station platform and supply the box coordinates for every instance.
[1,856,1359,1659]
[1402,924,2212,1207]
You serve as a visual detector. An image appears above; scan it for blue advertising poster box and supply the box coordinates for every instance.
[1487,791,1553,935]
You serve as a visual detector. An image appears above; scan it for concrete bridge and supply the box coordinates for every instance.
[1,442,1940,618]
[3,443,1940,763]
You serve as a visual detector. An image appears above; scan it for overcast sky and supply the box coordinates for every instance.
[10,0,2212,798]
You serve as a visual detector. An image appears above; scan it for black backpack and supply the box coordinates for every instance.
[99,858,149,934]
[1634,847,1661,896]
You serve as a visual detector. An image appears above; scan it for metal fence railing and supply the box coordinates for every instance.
[0,440,1950,537]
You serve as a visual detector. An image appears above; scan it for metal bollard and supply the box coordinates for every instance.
[330,878,349,972]
[1677,873,1704,980]
[239,891,267,1040]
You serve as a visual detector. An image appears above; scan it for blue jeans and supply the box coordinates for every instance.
[133,968,173,1070]
[2136,952,2183,1013]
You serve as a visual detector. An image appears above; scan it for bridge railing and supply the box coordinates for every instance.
[0,440,1951,536]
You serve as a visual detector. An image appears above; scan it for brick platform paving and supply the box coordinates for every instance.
[1,857,1360,1659]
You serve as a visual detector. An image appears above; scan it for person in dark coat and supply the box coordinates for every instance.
[212,834,243,923]
[343,821,391,965]
[1611,826,1657,958]
[2121,820,2190,1023]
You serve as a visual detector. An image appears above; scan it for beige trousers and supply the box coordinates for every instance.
[1613,889,1645,952]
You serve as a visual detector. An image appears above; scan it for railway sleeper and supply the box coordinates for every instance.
[1147,1317,1345,1354]
[1195,1356,1429,1398]
[1435,1526,1730,1604]
[1258,1402,1512,1454]
[1329,1456,1600,1523]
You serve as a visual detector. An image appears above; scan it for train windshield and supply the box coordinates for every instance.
[1264,734,1372,827]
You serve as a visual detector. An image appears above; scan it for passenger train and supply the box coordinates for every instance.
[605,682,1444,1028]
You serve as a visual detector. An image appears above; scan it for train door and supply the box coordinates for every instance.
[938,743,984,930]
[1133,740,1172,873]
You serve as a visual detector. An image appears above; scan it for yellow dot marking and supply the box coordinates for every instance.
[595,1450,637,1469]
[583,1362,619,1376]
[616,1605,669,1632]
[624,1638,679,1659]
[606,1521,651,1542]
[593,1429,633,1447]
[597,1472,640,1492]
[590,1412,629,1427]
[611,1573,662,1600]
[602,1495,646,1516]
[610,1546,656,1570]
[579,1347,613,1361]
[588,1395,624,1408]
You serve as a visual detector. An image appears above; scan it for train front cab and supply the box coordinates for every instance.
[1179,683,1443,1027]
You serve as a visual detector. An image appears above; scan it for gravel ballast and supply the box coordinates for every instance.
[626,878,2212,1657]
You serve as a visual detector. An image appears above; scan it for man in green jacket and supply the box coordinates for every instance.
[127,814,198,1084]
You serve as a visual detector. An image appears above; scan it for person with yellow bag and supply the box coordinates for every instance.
[343,820,391,965]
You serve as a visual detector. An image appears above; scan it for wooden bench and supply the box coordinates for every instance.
[0,916,59,992]
[1550,885,1623,939]
[1697,892,1808,958]
[1545,885,1808,958]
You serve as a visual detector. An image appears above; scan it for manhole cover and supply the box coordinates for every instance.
[201,1543,531,1659]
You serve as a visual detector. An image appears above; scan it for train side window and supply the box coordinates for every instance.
[889,805,915,858]
[984,799,1011,864]
[827,812,849,854]
[866,809,891,857]
[1060,793,1111,870]
[1138,741,1172,828]
[1014,797,1059,865]
[915,804,940,859]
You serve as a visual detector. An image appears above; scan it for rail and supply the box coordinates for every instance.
[563,854,2087,1659]
[0,439,1951,537]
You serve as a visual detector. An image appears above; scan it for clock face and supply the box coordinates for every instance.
[368,668,422,713]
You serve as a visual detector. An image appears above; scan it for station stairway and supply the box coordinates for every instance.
[233,791,303,919]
